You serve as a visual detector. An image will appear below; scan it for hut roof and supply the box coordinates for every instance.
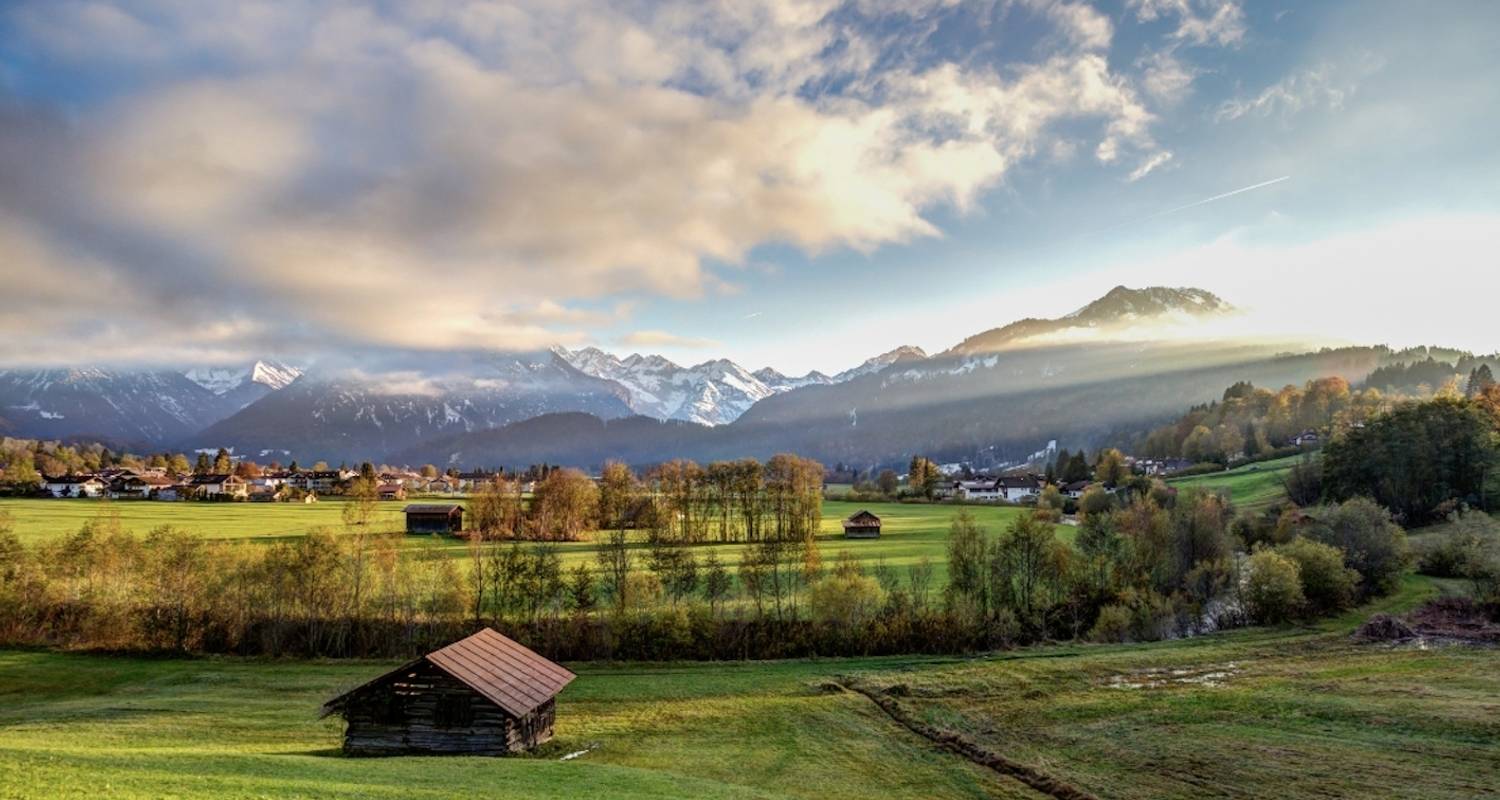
[322,628,574,719]
[844,509,881,525]
[403,503,463,515]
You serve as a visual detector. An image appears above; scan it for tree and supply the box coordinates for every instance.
[420,464,439,479]
[877,469,899,497]
[1061,451,1091,484]
[595,529,631,613]
[908,456,941,499]
[703,552,732,614]
[167,453,192,476]
[597,461,636,532]
[1303,497,1409,598]
[1244,548,1304,624]
[341,478,378,528]
[213,448,232,474]
[566,563,596,613]
[1282,455,1323,506]
[944,510,987,614]
[194,453,212,475]
[1322,397,1499,524]
[470,478,522,539]
[1276,537,1359,615]
[529,468,599,541]
[1467,365,1495,397]
[1095,449,1128,487]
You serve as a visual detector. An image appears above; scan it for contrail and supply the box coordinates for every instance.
[1145,175,1291,221]
[1083,175,1291,238]
[742,312,763,320]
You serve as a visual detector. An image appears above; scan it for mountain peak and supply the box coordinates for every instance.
[948,286,1233,355]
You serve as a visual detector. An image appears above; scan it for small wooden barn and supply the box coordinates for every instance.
[842,509,882,538]
[320,628,575,756]
[404,503,464,534]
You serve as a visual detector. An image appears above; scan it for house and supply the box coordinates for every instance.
[842,509,882,538]
[1062,480,1092,500]
[320,628,575,756]
[956,478,1002,502]
[1291,429,1321,448]
[108,474,173,499]
[405,504,464,534]
[378,483,407,501]
[289,470,355,493]
[43,475,106,498]
[156,485,188,502]
[190,474,249,500]
[997,474,1042,502]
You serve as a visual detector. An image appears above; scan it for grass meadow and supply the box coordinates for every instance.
[0,497,1068,584]
[1165,454,1300,512]
[0,574,1493,799]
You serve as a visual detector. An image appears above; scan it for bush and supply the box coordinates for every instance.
[1089,604,1131,643]
[1276,537,1359,615]
[1416,513,1499,578]
[1304,497,1409,598]
[809,572,886,627]
[1244,548,1305,625]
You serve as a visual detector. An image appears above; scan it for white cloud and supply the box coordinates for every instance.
[1127,150,1174,181]
[1129,0,1246,47]
[0,0,1175,364]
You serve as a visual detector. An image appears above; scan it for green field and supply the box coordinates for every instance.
[1166,455,1301,512]
[0,497,1066,582]
[1,575,1492,799]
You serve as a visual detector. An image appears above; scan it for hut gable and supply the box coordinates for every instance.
[322,628,575,756]
[842,509,882,538]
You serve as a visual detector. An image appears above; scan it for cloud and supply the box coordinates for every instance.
[1,0,1179,365]
[619,331,722,349]
[1127,151,1175,181]
[1216,59,1382,122]
[1129,0,1246,47]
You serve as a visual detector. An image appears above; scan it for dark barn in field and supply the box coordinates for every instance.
[320,628,575,756]
[404,503,464,534]
[842,509,882,538]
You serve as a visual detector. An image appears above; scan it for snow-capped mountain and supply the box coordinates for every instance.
[558,345,928,426]
[831,346,928,382]
[0,368,231,446]
[184,360,303,413]
[190,350,633,462]
[184,360,302,395]
[557,348,775,426]
[752,367,834,393]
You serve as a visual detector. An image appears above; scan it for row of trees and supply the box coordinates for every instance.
[466,455,826,545]
[1138,377,1393,463]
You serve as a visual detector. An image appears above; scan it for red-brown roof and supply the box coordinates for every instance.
[322,628,574,719]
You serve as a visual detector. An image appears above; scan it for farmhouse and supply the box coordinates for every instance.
[842,509,882,538]
[320,628,575,756]
[405,504,464,534]
[1062,480,1092,499]
[378,483,407,501]
[191,473,249,500]
[998,475,1042,502]
[108,474,173,499]
[43,474,106,498]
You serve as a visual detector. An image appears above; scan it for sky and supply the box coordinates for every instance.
[1,0,1498,375]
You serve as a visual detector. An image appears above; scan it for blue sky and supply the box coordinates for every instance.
[2,0,1497,373]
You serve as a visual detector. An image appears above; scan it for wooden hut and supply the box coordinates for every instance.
[404,503,464,534]
[842,509,882,539]
[320,628,575,756]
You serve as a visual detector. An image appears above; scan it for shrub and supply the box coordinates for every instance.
[1276,537,1359,615]
[1416,513,1499,578]
[1304,497,1409,598]
[1089,604,1131,643]
[809,572,886,627]
[1244,548,1305,625]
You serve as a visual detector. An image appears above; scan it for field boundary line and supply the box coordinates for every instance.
[835,679,1101,800]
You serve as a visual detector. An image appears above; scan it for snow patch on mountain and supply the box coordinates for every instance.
[559,344,928,426]
[185,360,302,394]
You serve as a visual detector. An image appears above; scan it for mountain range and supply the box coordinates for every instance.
[0,286,1405,467]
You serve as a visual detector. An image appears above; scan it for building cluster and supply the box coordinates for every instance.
[30,466,516,502]
[932,473,1045,502]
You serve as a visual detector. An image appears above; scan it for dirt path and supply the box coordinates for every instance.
[836,679,1102,800]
